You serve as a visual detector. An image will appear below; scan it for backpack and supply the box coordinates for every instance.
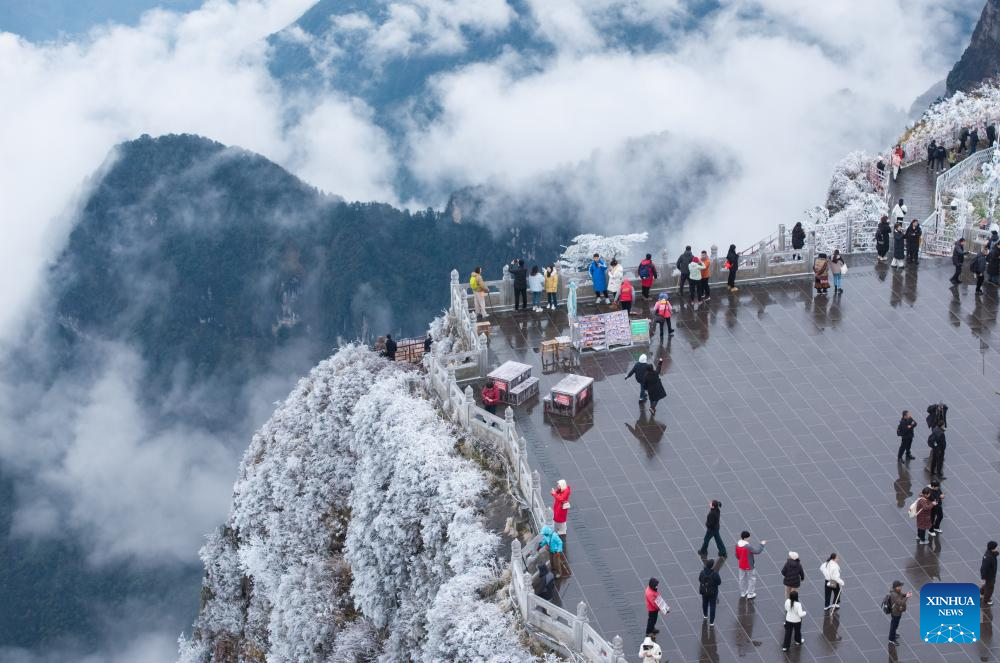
[907,499,920,519]
[881,594,893,615]
[638,263,651,279]
[469,274,478,291]
[698,571,714,596]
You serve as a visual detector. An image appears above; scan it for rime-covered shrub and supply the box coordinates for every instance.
[900,83,1000,165]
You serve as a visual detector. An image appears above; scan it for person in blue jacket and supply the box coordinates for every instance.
[589,253,609,304]
[539,525,571,577]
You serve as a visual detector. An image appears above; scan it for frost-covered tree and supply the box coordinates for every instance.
[558,233,649,271]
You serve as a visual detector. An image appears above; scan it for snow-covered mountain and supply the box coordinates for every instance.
[177,344,552,663]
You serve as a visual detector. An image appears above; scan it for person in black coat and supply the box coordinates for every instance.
[905,220,923,263]
[510,259,528,310]
[935,144,947,172]
[698,558,723,625]
[625,354,652,403]
[643,357,667,415]
[676,246,693,295]
[926,403,948,429]
[960,126,970,151]
[928,425,947,479]
[781,552,805,598]
[982,541,998,605]
[971,246,989,293]
[697,500,726,557]
[726,244,739,291]
[384,334,397,361]
[875,216,891,261]
[951,238,967,285]
[535,562,556,601]
[970,128,981,154]
[926,140,937,171]
[891,222,906,267]
[897,410,917,462]
[791,222,806,260]
[988,123,997,148]
[423,334,432,354]
[989,243,1000,285]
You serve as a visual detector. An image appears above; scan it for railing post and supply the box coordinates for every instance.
[502,264,513,309]
[478,332,488,376]
[511,540,529,617]
[808,230,816,268]
[778,224,786,251]
[758,240,768,277]
[612,635,625,663]
[710,244,719,281]
[573,601,588,651]
[464,385,474,426]
[660,249,670,290]
[846,217,854,253]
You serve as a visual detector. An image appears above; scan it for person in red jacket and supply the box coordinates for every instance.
[481,381,500,416]
[619,278,634,314]
[551,479,571,538]
[637,254,658,300]
[644,577,661,636]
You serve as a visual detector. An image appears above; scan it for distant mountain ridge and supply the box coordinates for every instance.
[948,0,1000,94]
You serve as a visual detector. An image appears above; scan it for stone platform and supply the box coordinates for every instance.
[485,256,1000,662]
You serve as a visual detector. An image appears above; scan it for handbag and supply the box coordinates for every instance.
[840,264,848,275]
[655,595,670,615]
[671,268,681,278]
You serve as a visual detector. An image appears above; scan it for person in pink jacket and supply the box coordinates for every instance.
[551,479,571,538]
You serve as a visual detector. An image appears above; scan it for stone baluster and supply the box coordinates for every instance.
[758,240,768,277]
[808,230,816,269]
[710,244,719,281]
[660,249,669,290]
[478,332,488,376]
[612,635,625,663]
[778,224,786,251]
[464,385,474,427]
[573,601,588,651]
[501,264,512,309]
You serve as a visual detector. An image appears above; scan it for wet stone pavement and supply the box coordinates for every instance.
[485,256,1000,662]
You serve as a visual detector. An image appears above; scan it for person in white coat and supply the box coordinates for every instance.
[607,259,624,303]
[891,198,907,225]
[637,636,662,662]
[781,590,806,651]
[820,553,844,611]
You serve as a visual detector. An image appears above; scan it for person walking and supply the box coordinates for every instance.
[951,238,967,285]
[820,553,844,611]
[589,253,609,304]
[735,531,767,599]
[891,145,904,181]
[988,122,998,148]
[644,578,662,636]
[384,334,397,361]
[551,479,571,538]
[891,222,906,268]
[781,552,805,599]
[892,198,908,226]
[982,541,998,606]
[990,243,1000,286]
[926,140,937,171]
[905,219,922,263]
[638,636,662,662]
[539,525,570,577]
[896,410,917,462]
[781,590,806,651]
[927,425,947,480]
[528,265,545,312]
[875,216,891,261]
[928,480,944,536]
[653,293,674,341]
[470,266,489,320]
[935,143,947,173]
[970,127,981,154]
[886,580,912,646]
[619,277,634,315]
[726,244,739,291]
[637,254,658,300]
[676,246,693,296]
[643,357,667,415]
[687,255,703,302]
[607,258,624,304]
[544,264,559,309]
[960,126,970,151]
[913,487,936,544]
[698,559,723,626]
[625,354,652,403]
[791,222,806,260]
[481,380,500,417]
[698,250,712,301]
[697,500,726,557]
[971,246,989,293]
[423,333,432,355]
[813,252,830,295]
[830,250,846,294]
[510,259,528,311]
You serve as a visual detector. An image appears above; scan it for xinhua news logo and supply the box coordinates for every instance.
[920,583,980,644]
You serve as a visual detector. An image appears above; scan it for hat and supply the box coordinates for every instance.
[658,292,668,300]
[641,637,656,649]
[639,354,648,363]
[788,551,799,560]
[892,580,904,589]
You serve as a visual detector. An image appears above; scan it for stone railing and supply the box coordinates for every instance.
[420,283,629,663]
[921,145,997,256]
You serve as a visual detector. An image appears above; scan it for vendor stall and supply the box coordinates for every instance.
[570,310,633,352]
[487,361,533,404]
[543,374,594,417]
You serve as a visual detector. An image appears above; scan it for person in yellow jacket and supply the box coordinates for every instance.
[470,266,488,319]
[544,265,559,310]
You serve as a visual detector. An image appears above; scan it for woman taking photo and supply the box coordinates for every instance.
[829,250,846,295]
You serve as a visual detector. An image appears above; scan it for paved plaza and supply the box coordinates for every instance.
[487,256,1000,662]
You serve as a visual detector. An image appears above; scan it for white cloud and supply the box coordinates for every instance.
[0,0,397,343]
[1,630,178,663]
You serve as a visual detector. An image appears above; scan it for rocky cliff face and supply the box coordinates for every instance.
[948,0,1000,94]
